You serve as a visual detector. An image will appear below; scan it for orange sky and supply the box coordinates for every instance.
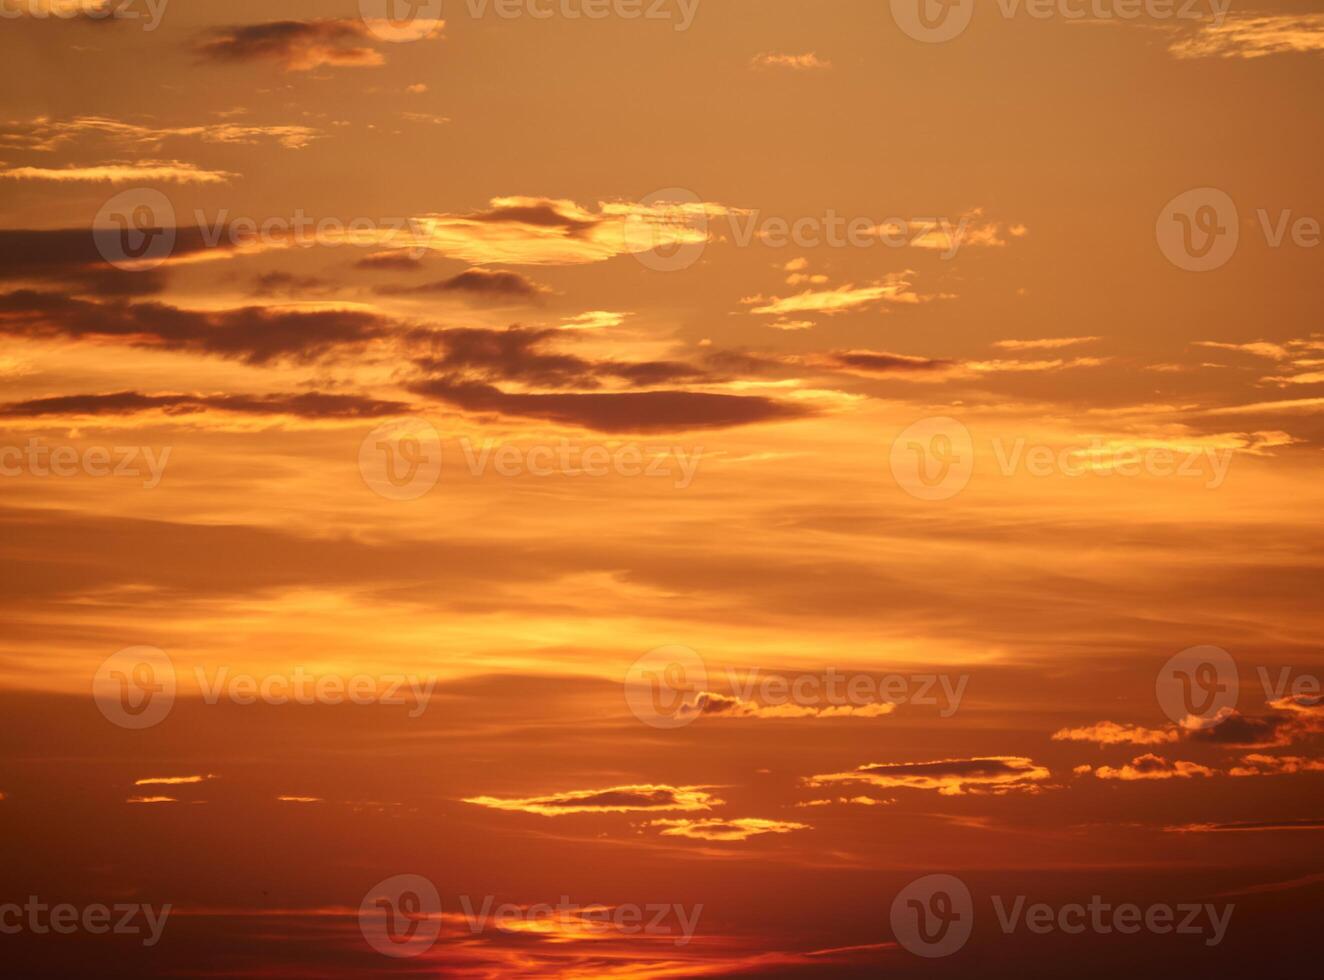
[1,1,1322,977]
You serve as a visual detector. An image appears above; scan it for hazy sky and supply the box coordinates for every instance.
[1,1,1322,976]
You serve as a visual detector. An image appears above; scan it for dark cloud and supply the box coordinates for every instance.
[250,271,335,298]
[377,268,548,303]
[355,251,424,271]
[411,378,810,433]
[468,202,598,235]
[410,326,706,390]
[0,227,233,297]
[0,390,410,420]
[0,290,389,364]
[1188,707,1308,749]
[830,350,955,373]
[195,20,382,72]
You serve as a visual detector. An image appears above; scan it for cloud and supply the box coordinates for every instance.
[196,20,386,72]
[559,311,630,330]
[1051,721,1180,746]
[1228,754,1324,777]
[0,291,390,364]
[126,795,177,804]
[1184,707,1299,749]
[406,195,737,267]
[354,251,423,271]
[827,350,955,374]
[693,691,895,720]
[0,390,411,420]
[1079,754,1216,781]
[1170,15,1324,60]
[0,160,235,183]
[746,274,924,317]
[994,337,1100,351]
[1195,340,1293,360]
[1166,818,1324,834]
[648,817,810,841]
[0,114,320,151]
[806,756,1051,796]
[134,774,218,786]
[377,268,549,303]
[464,784,721,816]
[410,379,812,433]
[795,797,893,808]
[750,52,832,70]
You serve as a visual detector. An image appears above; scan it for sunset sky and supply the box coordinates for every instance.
[1,1,1322,977]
